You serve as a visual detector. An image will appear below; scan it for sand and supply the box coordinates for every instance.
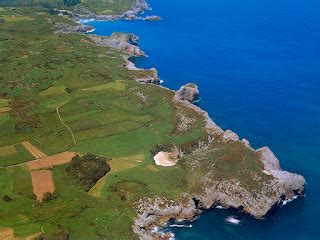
[153,151,177,167]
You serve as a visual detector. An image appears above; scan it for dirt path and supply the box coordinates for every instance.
[0,227,40,240]
[56,107,76,146]
[21,141,47,159]
[31,170,55,202]
[0,151,76,170]
[0,227,14,240]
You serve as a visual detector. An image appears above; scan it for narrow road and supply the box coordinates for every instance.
[56,107,77,146]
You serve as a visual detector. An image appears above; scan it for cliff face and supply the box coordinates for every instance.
[51,13,305,239]
[67,0,150,21]
[88,33,146,57]
[132,91,305,239]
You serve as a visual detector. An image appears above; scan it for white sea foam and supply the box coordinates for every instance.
[86,28,96,33]
[80,18,95,24]
[151,226,159,233]
[169,232,175,240]
[169,224,192,228]
[281,195,299,207]
[225,216,241,225]
[216,205,227,209]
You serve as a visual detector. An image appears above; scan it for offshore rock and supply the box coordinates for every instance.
[175,83,200,103]
[144,15,161,21]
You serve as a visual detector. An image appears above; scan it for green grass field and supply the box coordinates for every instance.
[0,0,136,14]
[0,5,273,239]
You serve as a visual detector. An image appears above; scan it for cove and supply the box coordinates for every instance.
[89,0,320,239]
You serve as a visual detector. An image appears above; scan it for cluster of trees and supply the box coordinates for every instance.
[66,154,111,191]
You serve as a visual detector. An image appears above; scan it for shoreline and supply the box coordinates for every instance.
[122,45,305,239]
[55,2,306,239]
[54,0,160,23]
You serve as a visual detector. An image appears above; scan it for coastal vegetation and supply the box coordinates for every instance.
[0,2,305,239]
[66,154,111,191]
[0,6,206,238]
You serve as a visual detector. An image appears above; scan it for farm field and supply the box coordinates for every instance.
[0,6,208,239]
[0,2,285,239]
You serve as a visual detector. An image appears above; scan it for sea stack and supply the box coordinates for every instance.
[175,83,200,103]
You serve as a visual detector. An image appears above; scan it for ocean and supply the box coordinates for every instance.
[88,0,320,239]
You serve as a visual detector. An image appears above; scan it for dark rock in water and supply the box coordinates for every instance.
[175,83,200,103]
[88,33,146,57]
[144,15,161,21]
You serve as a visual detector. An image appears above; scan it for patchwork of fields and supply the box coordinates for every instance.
[0,6,207,239]
[0,3,277,239]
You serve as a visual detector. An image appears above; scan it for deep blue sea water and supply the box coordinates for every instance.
[89,0,320,239]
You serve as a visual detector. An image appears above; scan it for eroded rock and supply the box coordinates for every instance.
[145,15,161,21]
[175,83,200,103]
[54,23,94,34]
[88,33,146,56]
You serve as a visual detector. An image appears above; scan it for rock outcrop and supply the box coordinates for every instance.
[54,23,94,34]
[88,33,146,57]
[144,15,161,21]
[136,68,161,84]
[123,0,150,20]
[257,147,305,196]
[133,89,305,239]
[62,0,150,21]
[175,83,200,103]
[133,145,305,239]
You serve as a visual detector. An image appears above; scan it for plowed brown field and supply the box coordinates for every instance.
[27,151,76,171]
[31,170,55,202]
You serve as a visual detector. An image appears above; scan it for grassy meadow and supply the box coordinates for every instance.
[0,6,207,239]
[0,3,274,239]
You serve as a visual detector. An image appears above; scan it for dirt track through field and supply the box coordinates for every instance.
[0,227,40,240]
[0,227,14,240]
[27,151,76,171]
[21,141,47,159]
[31,170,55,202]
[56,107,77,146]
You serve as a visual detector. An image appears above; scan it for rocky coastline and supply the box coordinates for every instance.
[106,32,305,239]
[53,6,306,240]
[52,0,161,22]
[132,89,305,239]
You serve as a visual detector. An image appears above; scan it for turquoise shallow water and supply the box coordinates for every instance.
[89,0,320,238]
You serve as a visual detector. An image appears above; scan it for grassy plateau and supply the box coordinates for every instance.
[0,2,274,239]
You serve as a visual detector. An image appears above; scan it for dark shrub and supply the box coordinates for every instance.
[3,195,12,202]
[66,154,111,191]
